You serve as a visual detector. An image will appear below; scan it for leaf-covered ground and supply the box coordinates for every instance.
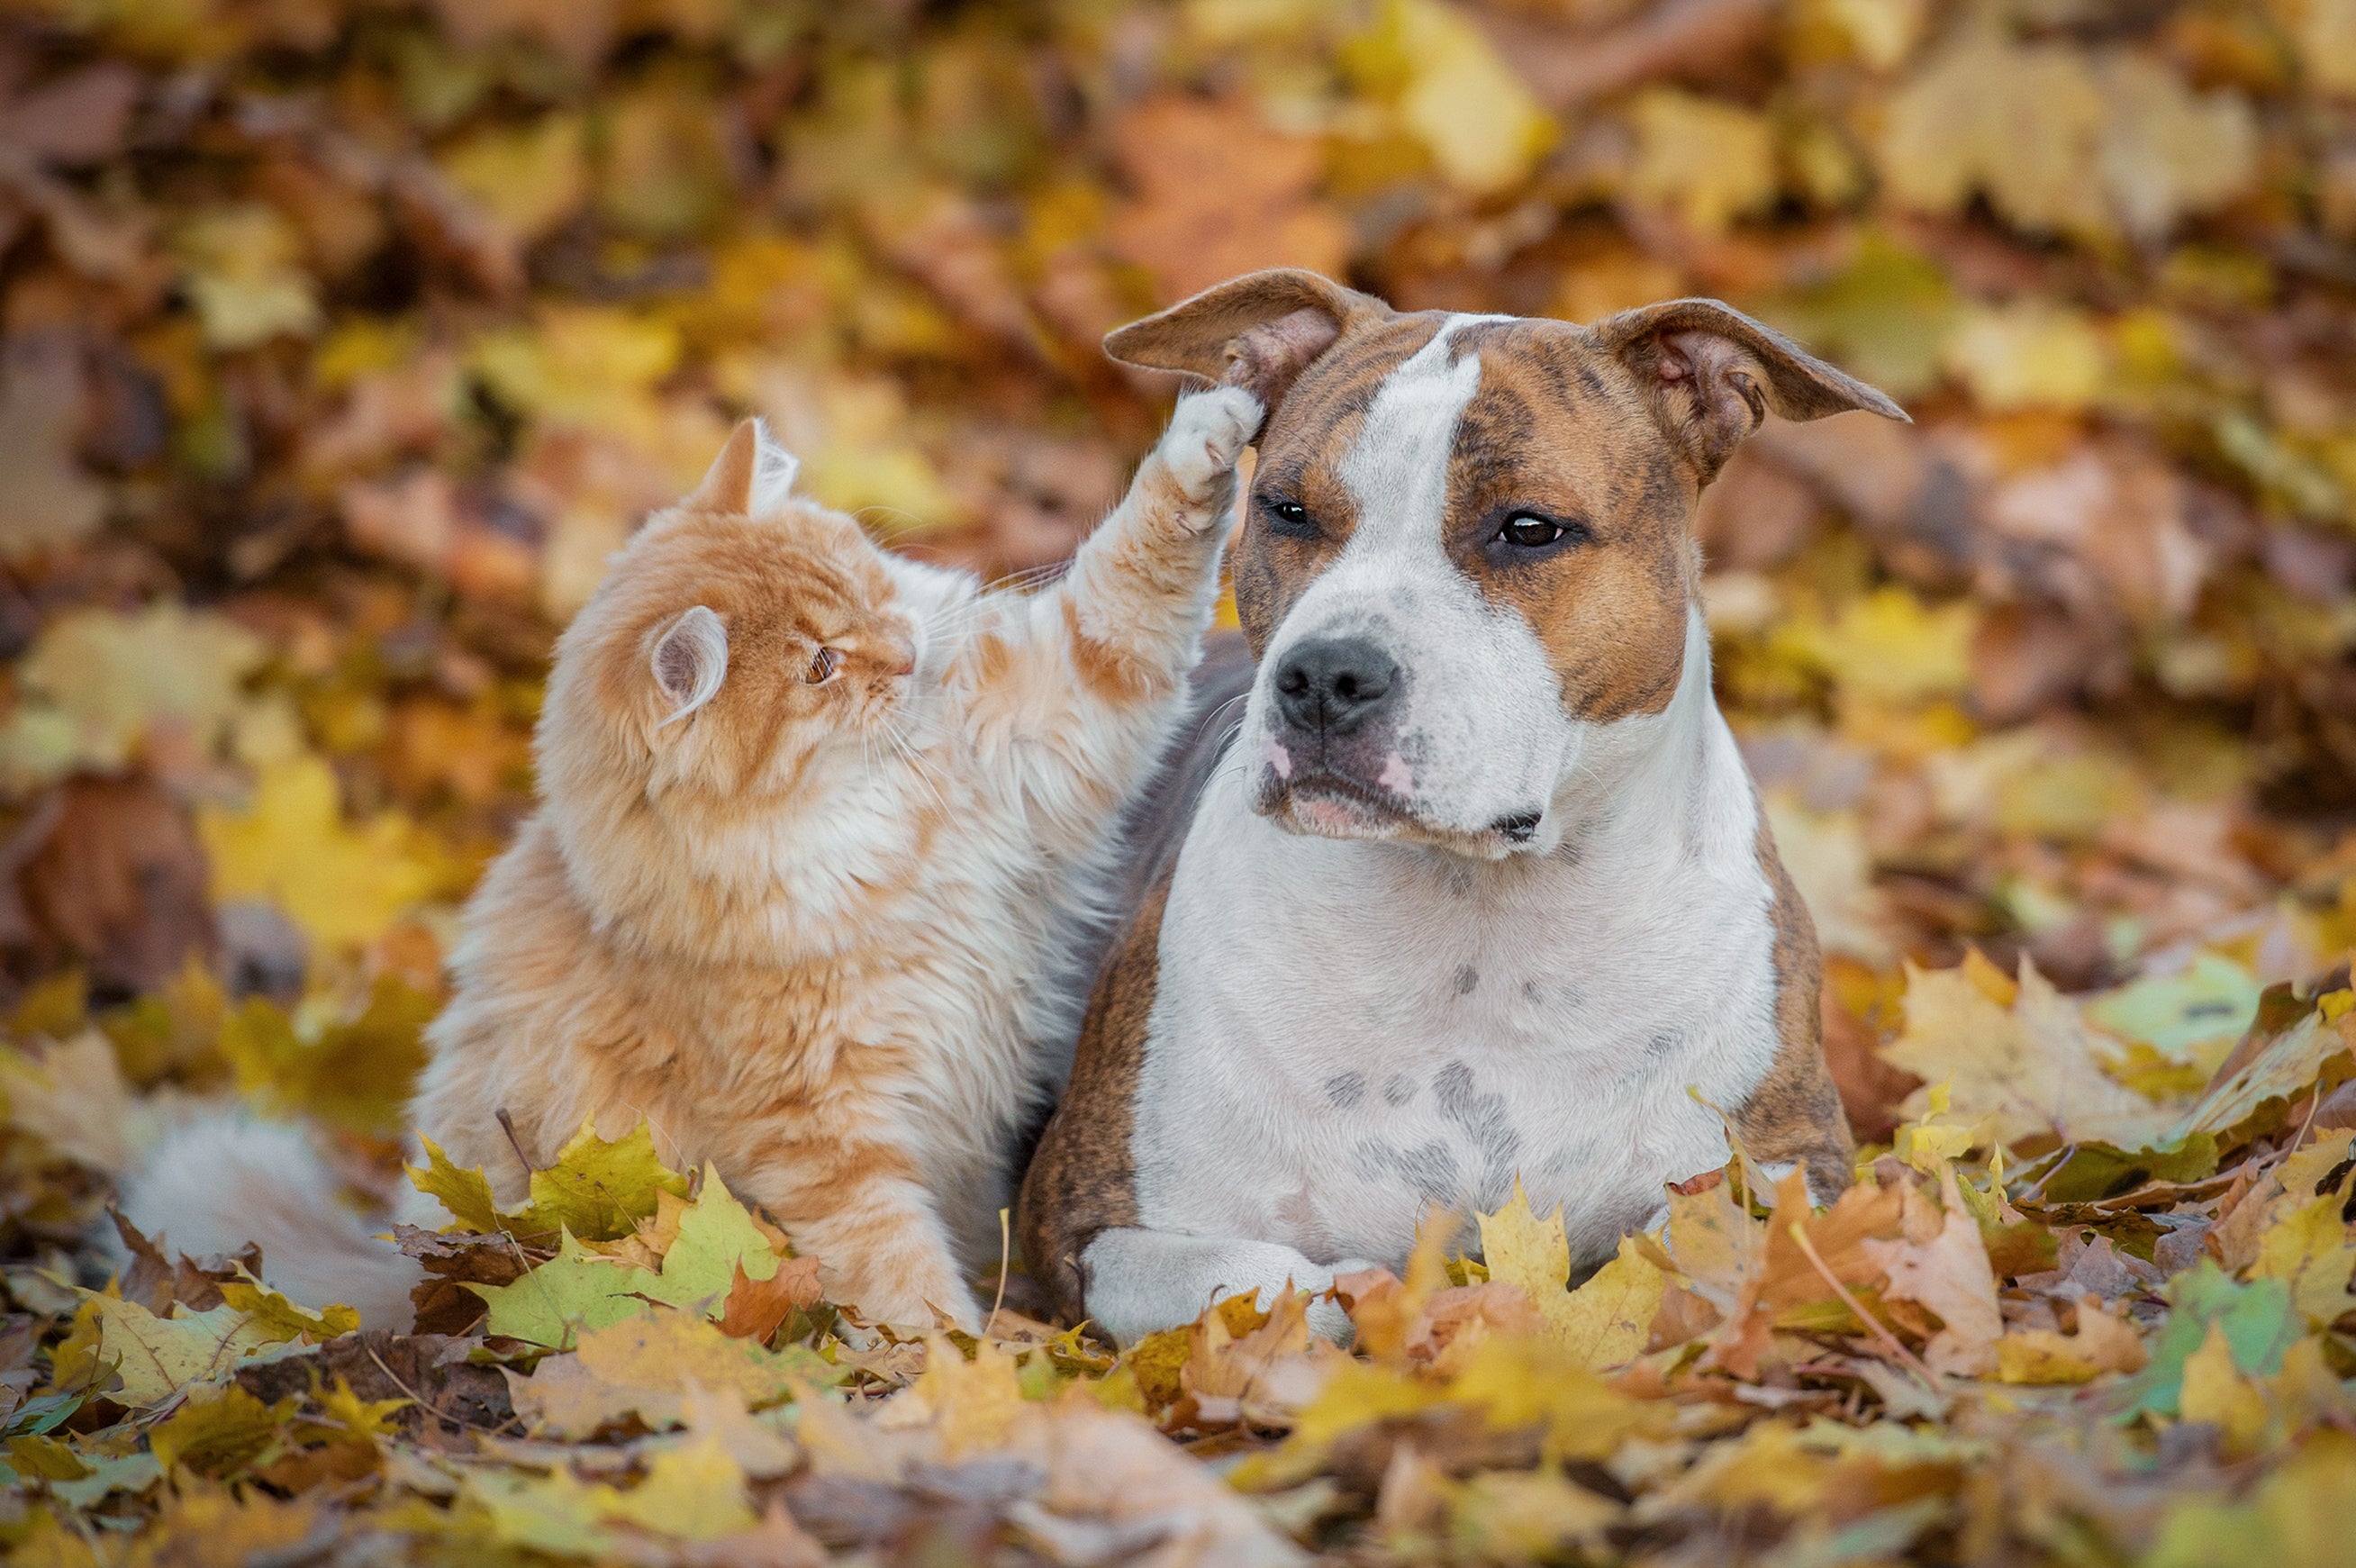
[4,0,2356,1563]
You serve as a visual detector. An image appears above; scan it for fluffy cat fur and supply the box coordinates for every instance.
[122,388,1263,1330]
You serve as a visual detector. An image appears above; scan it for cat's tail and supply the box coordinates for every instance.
[114,1112,425,1331]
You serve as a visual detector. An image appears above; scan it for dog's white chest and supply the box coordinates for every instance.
[1130,736,1783,1273]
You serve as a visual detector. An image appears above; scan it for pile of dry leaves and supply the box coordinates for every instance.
[3,0,2356,1562]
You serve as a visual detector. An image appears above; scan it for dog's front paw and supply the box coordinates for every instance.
[1158,385,1265,518]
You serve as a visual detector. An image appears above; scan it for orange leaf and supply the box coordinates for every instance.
[715,1255,821,1344]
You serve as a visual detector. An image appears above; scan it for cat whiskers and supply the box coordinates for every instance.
[882,720,954,819]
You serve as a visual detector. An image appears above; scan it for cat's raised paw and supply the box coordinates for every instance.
[1158,385,1264,514]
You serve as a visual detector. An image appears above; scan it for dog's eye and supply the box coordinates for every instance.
[805,647,840,684]
[1498,512,1570,548]
[1263,497,1316,538]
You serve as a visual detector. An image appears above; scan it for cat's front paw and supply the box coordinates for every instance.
[1158,385,1265,521]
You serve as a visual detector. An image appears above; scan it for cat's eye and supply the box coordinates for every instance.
[1262,495,1316,539]
[805,647,840,684]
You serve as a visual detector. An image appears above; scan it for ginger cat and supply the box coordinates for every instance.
[403,390,1260,1329]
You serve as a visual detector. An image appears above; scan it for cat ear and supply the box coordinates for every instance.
[651,606,728,728]
[686,419,800,515]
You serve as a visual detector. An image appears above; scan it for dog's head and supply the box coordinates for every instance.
[1107,270,1906,858]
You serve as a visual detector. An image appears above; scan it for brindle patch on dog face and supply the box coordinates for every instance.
[1230,313,1445,656]
[1431,319,1700,724]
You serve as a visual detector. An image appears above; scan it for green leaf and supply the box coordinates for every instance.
[640,1165,777,1312]
[407,1119,690,1244]
[46,1452,162,1510]
[467,1230,664,1349]
[521,1119,690,1242]
[2027,1135,2218,1205]
[406,1137,504,1234]
[2086,952,2261,1061]
[2116,1262,2297,1421]
[77,1294,305,1408]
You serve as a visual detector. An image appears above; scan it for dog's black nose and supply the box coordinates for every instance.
[1273,637,1400,736]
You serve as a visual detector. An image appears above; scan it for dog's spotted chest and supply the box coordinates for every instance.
[1129,655,1785,1275]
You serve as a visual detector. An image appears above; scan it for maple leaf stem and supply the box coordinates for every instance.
[1785,1220,1945,1394]
[988,1207,1010,1338]
[494,1107,538,1178]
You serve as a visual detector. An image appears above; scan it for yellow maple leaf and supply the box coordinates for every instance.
[1880,32,2106,237]
[1890,1080,1992,1172]
[1555,1238,1667,1372]
[604,1433,757,1540]
[0,603,267,789]
[2252,1191,2356,1330]
[77,1294,299,1408]
[146,1383,292,1478]
[912,1337,1028,1460]
[468,304,682,449]
[1996,1300,2148,1385]
[2179,1319,2270,1459]
[1781,585,1976,708]
[1944,302,2108,412]
[1880,957,2178,1148]
[198,755,447,953]
[1476,1181,1664,1370]
[1478,1180,1572,1317]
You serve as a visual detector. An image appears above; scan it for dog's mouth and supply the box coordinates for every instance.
[1264,771,1416,841]
[1258,771,1543,858]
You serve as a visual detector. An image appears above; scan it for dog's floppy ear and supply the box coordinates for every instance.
[1588,299,1907,483]
[1104,268,1391,410]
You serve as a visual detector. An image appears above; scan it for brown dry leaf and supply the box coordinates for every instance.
[1182,1287,1342,1423]
[714,1255,822,1343]
[15,775,215,996]
[0,334,105,561]
[1864,1168,2003,1377]
[1405,1281,1546,1376]
[1711,1167,1907,1379]
[1880,956,2180,1149]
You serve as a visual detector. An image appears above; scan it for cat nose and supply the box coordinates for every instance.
[883,639,917,677]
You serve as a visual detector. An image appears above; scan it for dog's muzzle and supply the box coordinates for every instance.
[1255,634,1421,835]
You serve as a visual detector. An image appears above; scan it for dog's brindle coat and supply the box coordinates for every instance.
[1018,270,1906,1344]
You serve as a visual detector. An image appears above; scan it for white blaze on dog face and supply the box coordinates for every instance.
[1242,315,1586,855]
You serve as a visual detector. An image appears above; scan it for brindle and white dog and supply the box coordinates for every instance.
[1017,269,1907,1345]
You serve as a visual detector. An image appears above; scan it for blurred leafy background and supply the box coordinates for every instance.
[5,0,2356,1560]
